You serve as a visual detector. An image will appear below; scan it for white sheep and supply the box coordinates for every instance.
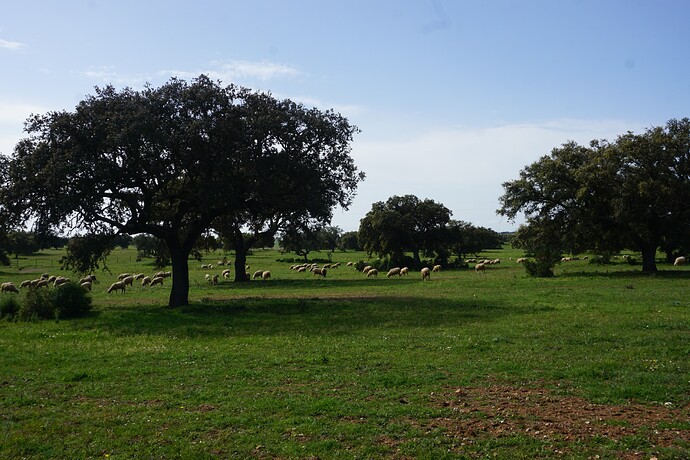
[54,277,70,286]
[121,276,134,287]
[421,267,431,281]
[362,265,373,274]
[387,267,401,277]
[19,279,32,288]
[432,264,442,273]
[141,276,152,286]
[222,268,231,279]
[253,270,264,280]
[261,271,271,280]
[366,268,378,278]
[107,281,126,293]
[150,276,164,286]
[312,267,327,277]
[117,273,130,280]
[1,282,19,293]
[81,281,92,291]
[475,263,486,273]
[674,256,686,266]
[400,267,409,276]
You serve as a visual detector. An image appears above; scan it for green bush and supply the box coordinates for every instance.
[52,282,92,319]
[0,295,20,319]
[19,288,55,320]
[17,283,92,321]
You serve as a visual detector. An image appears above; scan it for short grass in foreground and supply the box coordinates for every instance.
[0,248,689,458]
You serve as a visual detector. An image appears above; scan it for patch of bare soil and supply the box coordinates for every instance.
[428,385,689,457]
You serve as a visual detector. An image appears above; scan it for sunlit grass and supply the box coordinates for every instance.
[1,247,688,458]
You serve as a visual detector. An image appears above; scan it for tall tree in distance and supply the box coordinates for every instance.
[359,195,451,266]
[1,75,363,306]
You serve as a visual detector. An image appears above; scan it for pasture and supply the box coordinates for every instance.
[1,247,689,459]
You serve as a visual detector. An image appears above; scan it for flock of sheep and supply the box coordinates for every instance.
[2,255,687,296]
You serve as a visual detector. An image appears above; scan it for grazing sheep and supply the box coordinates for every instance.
[312,267,327,277]
[421,267,431,281]
[366,268,378,278]
[54,277,70,286]
[36,279,49,288]
[204,273,211,283]
[48,275,57,284]
[387,267,402,277]
[674,256,686,266]
[81,281,92,291]
[1,282,19,293]
[346,262,354,267]
[141,276,151,286]
[212,274,219,285]
[362,265,373,274]
[150,277,164,286]
[400,267,409,276]
[107,281,126,293]
[117,273,130,280]
[297,266,307,273]
[19,279,32,288]
[133,273,145,280]
[475,263,486,273]
[121,276,134,287]
[222,269,231,279]
[432,265,442,273]
[252,270,264,280]
[516,257,526,263]
[261,271,271,280]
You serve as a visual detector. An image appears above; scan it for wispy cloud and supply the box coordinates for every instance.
[335,118,642,231]
[0,38,26,50]
[158,59,302,83]
[81,59,302,89]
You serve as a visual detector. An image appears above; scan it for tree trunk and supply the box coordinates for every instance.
[640,243,658,273]
[234,248,249,282]
[168,244,190,307]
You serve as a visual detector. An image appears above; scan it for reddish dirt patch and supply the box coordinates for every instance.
[428,385,689,457]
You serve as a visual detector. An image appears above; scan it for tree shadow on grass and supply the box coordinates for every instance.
[80,292,540,339]
[559,269,690,279]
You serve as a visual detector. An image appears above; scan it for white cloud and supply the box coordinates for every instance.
[0,100,52,155]
[158,60,302,84]
[331,119,641,232]
[0,38,26,50]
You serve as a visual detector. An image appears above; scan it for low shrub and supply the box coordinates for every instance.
[0,295,20,319]
[16,283,92,321]
[52,282,92,319]
[19,288,55,320]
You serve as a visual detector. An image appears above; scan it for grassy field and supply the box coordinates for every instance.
[1,247,689,459]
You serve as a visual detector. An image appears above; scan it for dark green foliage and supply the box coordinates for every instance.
[59,234,114,275]
[19,287,55,320]
[522,257,556,277]
[0,295,20,319]
[15,283,92,321]
[499,118,690,274]
[52,283,92,319]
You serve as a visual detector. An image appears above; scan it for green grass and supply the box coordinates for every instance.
[1,248,689,458]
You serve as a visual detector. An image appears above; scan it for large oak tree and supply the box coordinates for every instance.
[498,118,690,273]
[1,75,363,306]
[358,195,452,266]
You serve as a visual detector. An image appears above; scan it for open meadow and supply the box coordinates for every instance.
[1,247,689,459]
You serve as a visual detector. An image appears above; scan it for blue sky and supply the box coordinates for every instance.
[2,1,689,232]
